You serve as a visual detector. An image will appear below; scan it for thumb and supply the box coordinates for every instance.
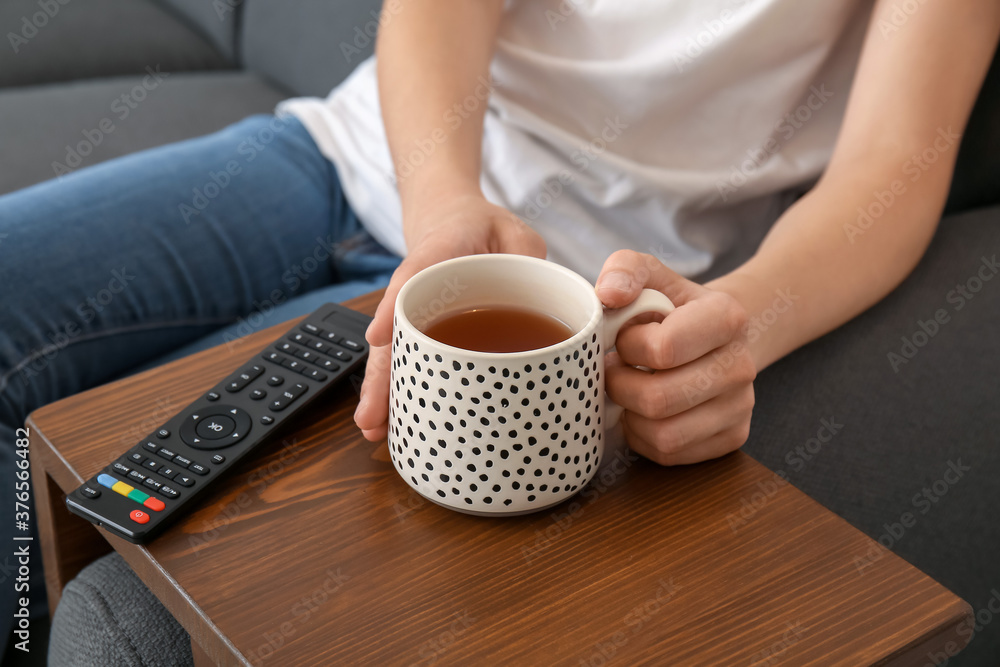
[595,269,641,309]
[596,249,692,308]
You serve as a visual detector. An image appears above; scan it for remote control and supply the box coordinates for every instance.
[66,302,372,544]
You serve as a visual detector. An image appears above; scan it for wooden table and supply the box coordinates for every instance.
[28,290,972,666]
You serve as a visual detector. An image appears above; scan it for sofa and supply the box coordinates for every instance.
[3,1,998,664]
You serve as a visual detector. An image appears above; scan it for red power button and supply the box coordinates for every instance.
[129,509,150,524]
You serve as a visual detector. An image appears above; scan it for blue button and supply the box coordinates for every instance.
[97,474,116,489]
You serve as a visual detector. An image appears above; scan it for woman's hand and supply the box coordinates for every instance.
[596,251,756,465]
[354,192,546,440]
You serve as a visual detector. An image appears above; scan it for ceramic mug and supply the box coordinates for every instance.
[388,254,674,515]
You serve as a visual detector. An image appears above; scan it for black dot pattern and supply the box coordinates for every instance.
[389,321,605,513]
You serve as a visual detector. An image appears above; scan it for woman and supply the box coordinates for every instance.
[2,0,998,662]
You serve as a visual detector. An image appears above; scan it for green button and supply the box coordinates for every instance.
[127,489,149,503]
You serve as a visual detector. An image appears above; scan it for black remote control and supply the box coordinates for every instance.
[66,302,372,544]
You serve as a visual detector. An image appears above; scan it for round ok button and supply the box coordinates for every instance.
[195,414,236,440]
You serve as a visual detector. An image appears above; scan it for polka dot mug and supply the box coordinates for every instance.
[389,254,674,515]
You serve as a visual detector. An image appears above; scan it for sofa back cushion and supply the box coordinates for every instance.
[153,0,241,62]
[241,0,383,97]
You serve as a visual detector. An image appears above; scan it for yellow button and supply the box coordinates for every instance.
[111,481,134,496]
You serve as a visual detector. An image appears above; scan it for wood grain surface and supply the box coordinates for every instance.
[28,290,972,666]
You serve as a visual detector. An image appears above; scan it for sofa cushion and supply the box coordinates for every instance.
[241,0,382,97]
[0,71,287,195]
[153,0,241,62]
[0,0,231,89]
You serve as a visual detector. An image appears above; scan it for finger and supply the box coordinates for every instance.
[355,344,392,440]
[620,385,754,463]
[605,347,756,419]
[624,421,750,466]
[595,249,702,309]
[615,291,748,369]
[494,211,547,259]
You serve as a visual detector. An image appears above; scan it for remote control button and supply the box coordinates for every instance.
[127,488,150,503]
[173,455,192,468]
[339,338,364,352]
[283,358,306,372]
[142,459,162,473]
[157,447,176,461]
[302,323,322,335]
[309,340,332,353]
[180,406,252,449]
[206,391,221,401]
[156,428,170,439]
[143,477,162,492]
[142,441,159,453]
[211,454,225,464]
[129,509,150,524]
[143,497,165,512]
[97,474,116,489]
[225,364,264,393]
[159,486,180,499]
[189,463,209,476]
[266,375,284,386]
[195,415,236,440]
[332,350,353,362]
[249,389,267,401]
[268,382,308,412]
[317,358,340,371]
[128,470,147,485]
[263,351,285,364]
[277,341,296,354]
[294,348,317,362]
[128,452,145,464]
[303,368,327,381]
[289,332,309,344]
[321,331,340,342]
[158,467,178,480]
[81,486,100,499]
[174,475,195,487]
[112,481,133,496]
[111,461,131,477]
[260,415,274,425]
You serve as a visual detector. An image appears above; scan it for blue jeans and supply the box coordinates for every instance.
[0,115,399,644]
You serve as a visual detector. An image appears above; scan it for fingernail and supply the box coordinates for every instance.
[598,271,632,293]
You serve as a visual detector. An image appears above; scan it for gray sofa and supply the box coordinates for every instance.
[4,1,998,665]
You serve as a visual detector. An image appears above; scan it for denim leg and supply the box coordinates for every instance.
[0,114,384,643]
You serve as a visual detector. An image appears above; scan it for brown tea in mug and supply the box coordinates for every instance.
[423,306,574,353]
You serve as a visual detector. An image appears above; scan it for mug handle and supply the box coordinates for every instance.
[601,288,676,426]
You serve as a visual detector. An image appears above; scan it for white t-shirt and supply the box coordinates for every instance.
[280,0,873,282]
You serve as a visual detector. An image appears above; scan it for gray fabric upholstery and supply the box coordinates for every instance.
[945,46,1000,214]
[153,0,241,62]
[49,551,193,667]
[0,0,231,89]
[241,0,382,96]
[744,204,1000,665]
[0,71,287,195]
